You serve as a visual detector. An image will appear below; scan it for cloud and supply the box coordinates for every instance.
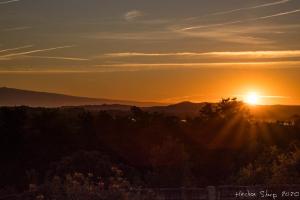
[1,61,300,74]
[261,95,290,99]
[0,45,33,53]
[180,9,300,31]
[95,61,300,70]
[102,50,300,59]
[202,50,300,58]
[0,0,20,4]
[132,19,171,25]
[235,94,290,100]
[85,30,177,41]
[0,45,90,62]
[175,28,273,45]
[97,50,300,71]
[257,8,300,20]
[103,52,203,57]
[0,45,75,59]
[85,23,296,45]
[24,55,89,61]
[0,70,100,74]
[209,0,291,16]
[124,10,144,21]
[87,5,300,45]
[172,22,300,45]
[2,26,31,32]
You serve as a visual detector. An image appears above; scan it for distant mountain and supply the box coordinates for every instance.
[0,87,163,107]
[145,101,205,117]
[1,87,300,120]
[146,101,300,120]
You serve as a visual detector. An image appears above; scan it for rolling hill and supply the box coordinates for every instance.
[0,87,162,107]
[147,102,300,121]
[1,87,300,120]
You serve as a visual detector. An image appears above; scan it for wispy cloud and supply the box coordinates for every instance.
[103,52,203,57]
[202,50,300,58]
[0,45,75,59]
[180,9,300,31]
[85,31,176,41]
[256,8,300,20]
[132,19,171,25]
[0,0,20,4]
[0,45,89,62]
[2,26,31,32]
[172,22,300,45]
[0,70,102,74]
[177,28,273,45]
[209,0,291,16]
[1,61,300,74]
[0,45,33,53]
[25,55,89,61]
[261,95,290,99]
[102,50,300,59]
[86,23,294,45]
[95,61,300,70]
[235,94,290,99]
[124,10,144,21]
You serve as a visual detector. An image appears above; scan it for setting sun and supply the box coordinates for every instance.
[245,92,260,105]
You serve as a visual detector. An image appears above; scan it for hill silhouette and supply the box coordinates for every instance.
[1,87,300,120]
[147,102,300,120]
[0,87,162,107]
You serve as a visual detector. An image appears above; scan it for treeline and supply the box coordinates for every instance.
[1,98,300,194]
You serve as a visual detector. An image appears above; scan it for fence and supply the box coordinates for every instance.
[1,185,300,200]
[144,185,300,200]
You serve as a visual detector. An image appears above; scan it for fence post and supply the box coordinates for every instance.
[207,186,217,200]
[182,187,187,200]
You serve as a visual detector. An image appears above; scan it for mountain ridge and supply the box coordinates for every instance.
[1,87,300,120]
[0,87,163,107]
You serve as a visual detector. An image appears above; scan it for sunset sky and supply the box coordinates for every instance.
[1,0,300,104]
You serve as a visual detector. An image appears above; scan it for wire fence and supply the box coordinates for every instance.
[1,185,300,200]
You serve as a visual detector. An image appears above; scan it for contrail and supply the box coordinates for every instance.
[0,0,20,5]
[26,55,89,61]
[0,45,75,58]
[2,26,31,32]
[0,45,33,53]
[181,8,300,31]
[257,8,300,20]
[209,0,291,16]
[103,50,300,58]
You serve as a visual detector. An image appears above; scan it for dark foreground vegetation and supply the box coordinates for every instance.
[1,98,300,198]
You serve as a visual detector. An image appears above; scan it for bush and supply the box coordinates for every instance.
[35,167,159,200]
